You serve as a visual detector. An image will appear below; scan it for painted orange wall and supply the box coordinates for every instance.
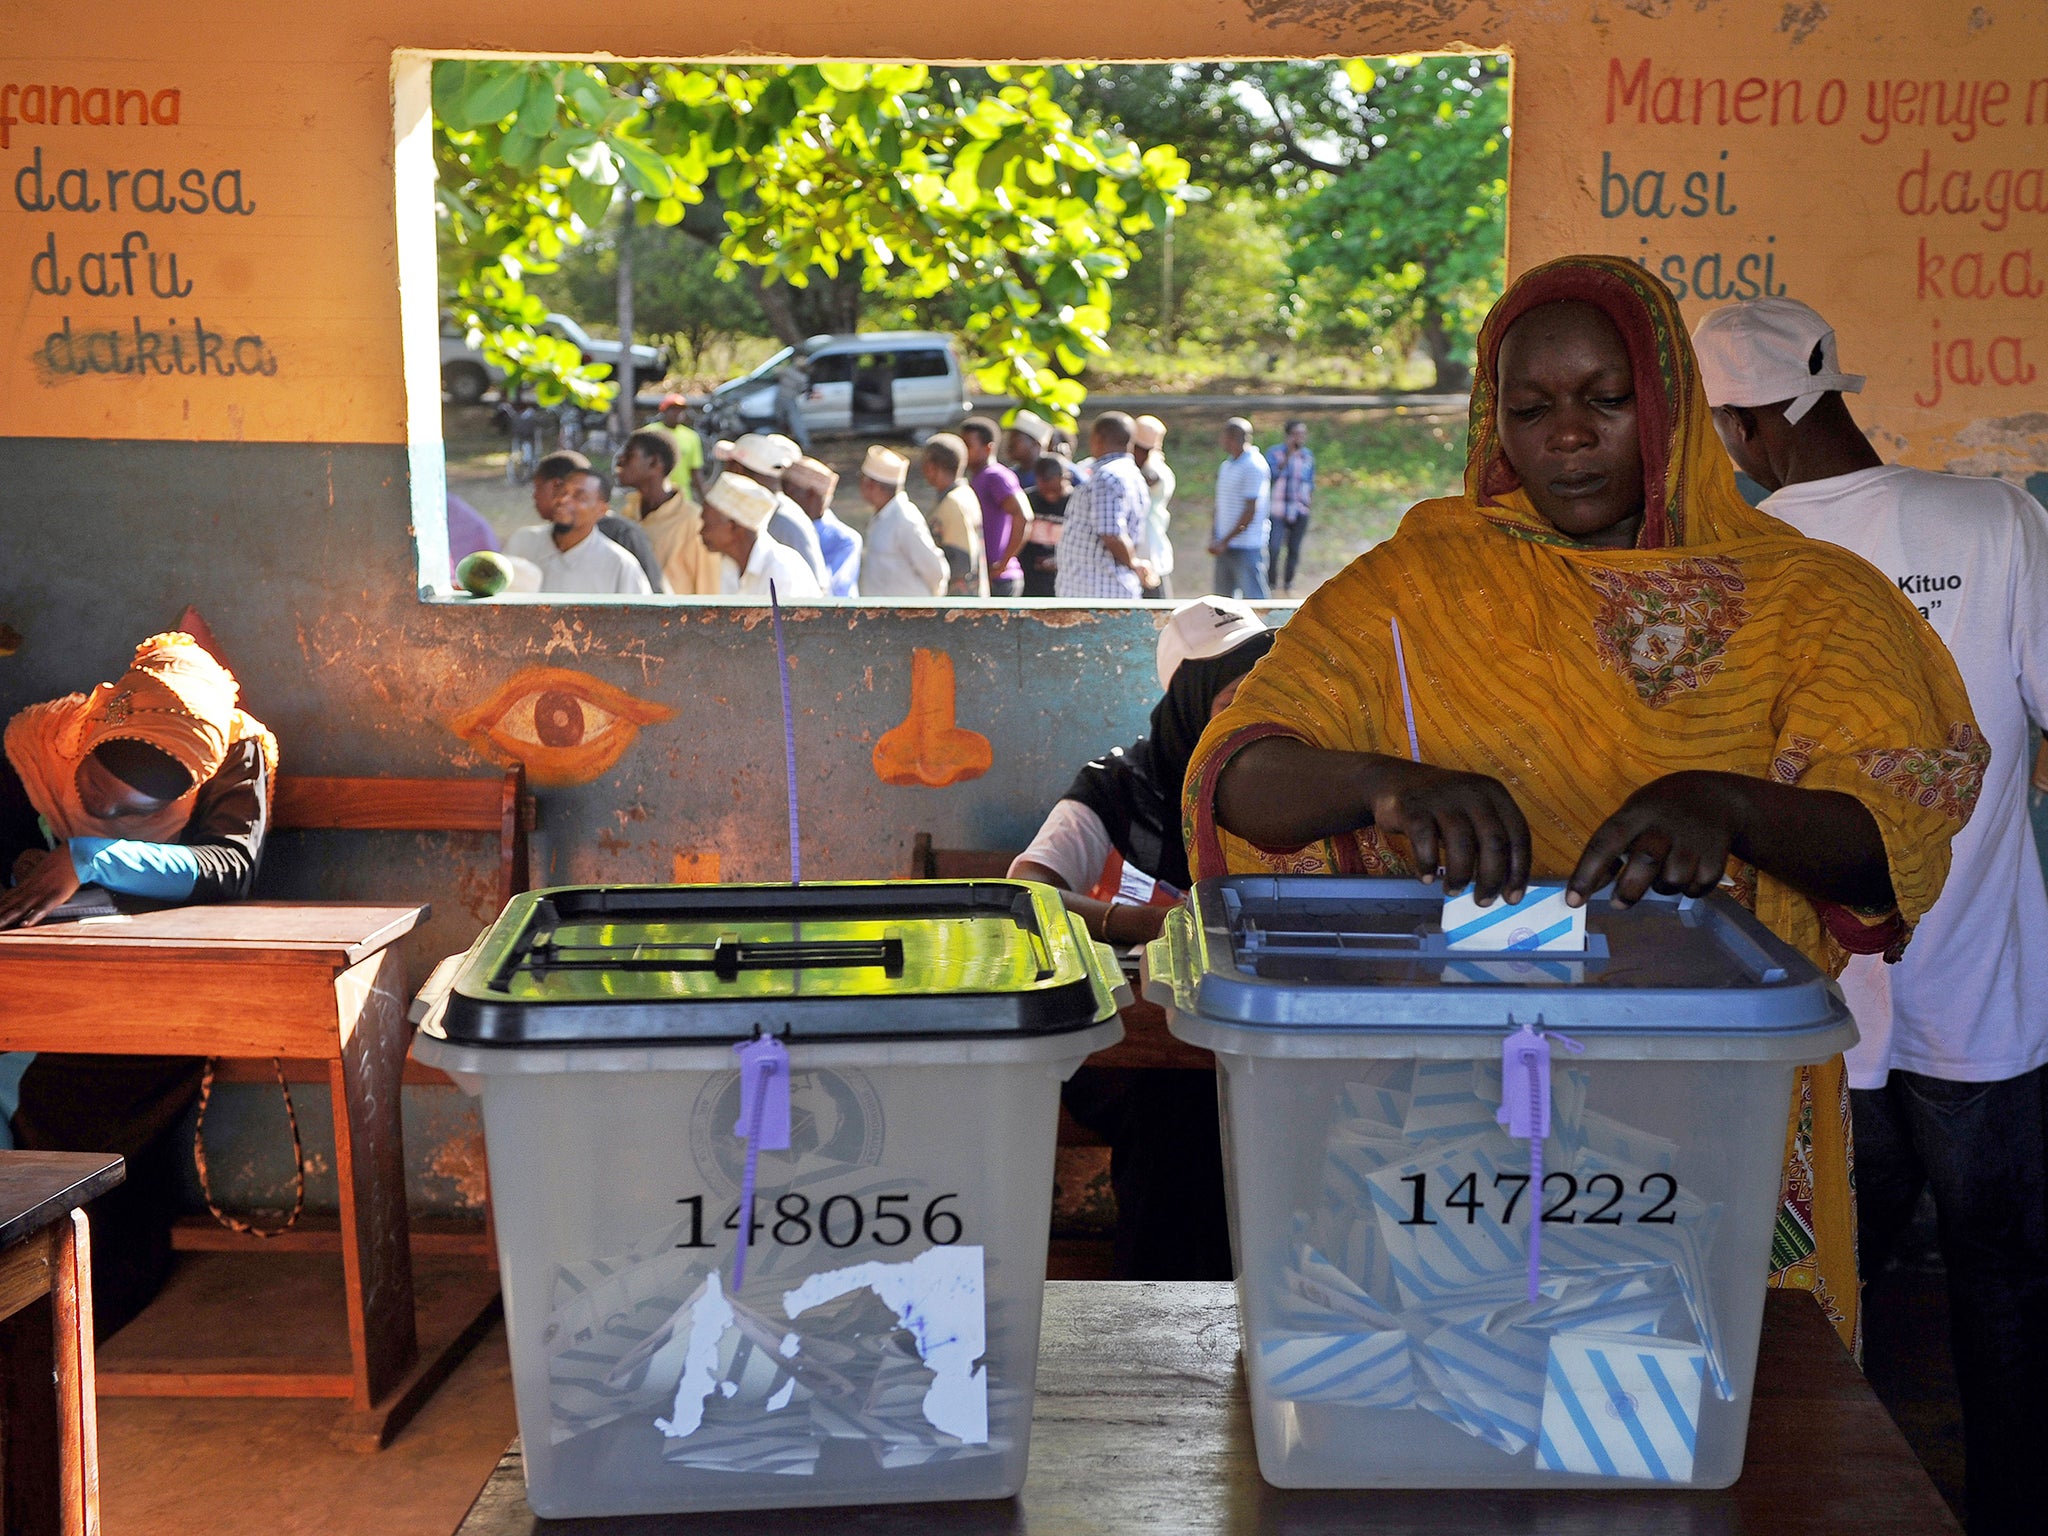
[1,1,2042,476]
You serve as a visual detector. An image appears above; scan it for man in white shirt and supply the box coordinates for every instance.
[1207,417,1270,600]
[855,447,948,598]
[712,433,829,588]
[1697,296,2048,1536]
[699,472,822,600]
[502,465,654,595]
[1133,414,1176,600]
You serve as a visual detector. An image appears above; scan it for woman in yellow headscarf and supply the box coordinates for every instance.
[1185,255,1985,1351]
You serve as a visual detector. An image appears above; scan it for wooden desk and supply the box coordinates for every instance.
[455,1283,1959,1535]
[0,903,497,1450]
[0,1152,124,1536]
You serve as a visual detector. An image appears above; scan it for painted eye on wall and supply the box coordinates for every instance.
[449,666,676,787]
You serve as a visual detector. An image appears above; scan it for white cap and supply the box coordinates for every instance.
[704,473,777,531]
[1007,409,1054,447]
[1156,597,1267,691]
[1132,415,1167,450]
[1691,298,1865,425]
[861,445,908,487]
[715,433,803,476]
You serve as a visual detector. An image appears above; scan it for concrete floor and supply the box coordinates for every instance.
[97,1254,516,1536]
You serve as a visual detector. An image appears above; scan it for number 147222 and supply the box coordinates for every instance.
[1397,1171,1678,1226]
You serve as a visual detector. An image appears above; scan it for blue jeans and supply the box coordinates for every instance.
[1212,546,1268,600]
[1267,513,1309,591]
[1854,1064,2048,1534]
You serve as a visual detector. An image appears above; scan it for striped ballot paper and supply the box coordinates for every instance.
[1442,884,1588,953]
[1536,1330,1707,1482]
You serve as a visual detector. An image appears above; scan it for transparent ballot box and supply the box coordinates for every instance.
[1145,877,1854,1490]
[414,881,1122,1518]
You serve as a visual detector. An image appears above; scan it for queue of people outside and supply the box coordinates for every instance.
[475,389,1336,607]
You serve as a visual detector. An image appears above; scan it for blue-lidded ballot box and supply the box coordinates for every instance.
[1145,877,1855,1490]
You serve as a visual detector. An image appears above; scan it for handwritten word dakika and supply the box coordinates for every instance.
[1915,239,2045,302]
[36,316,277,380]
[0,83,179,150]
[1600,151,1739,220]
[1897,151,2047,233]
[14,147,254,216]
[1861,78,2017,146]
[1631,238,1787,302]
[30,232,193,299]
[1607,57,1848,128]
[1913,320,2035,408]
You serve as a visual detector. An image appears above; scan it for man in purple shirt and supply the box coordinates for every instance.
[445,491,500,577]
[960,416,1035,597]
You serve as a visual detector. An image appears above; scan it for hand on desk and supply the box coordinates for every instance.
[0,844,81,930]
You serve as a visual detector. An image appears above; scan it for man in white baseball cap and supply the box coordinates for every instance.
[714,433,829,588]
[1697,295,2048,1534]
[699,472,822,600]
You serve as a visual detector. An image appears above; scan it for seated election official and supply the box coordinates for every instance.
[0,631,277,1331]
[1010,598,1275,1281]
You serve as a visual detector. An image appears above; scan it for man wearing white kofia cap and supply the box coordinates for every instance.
[714,433,830,588]
[1696,294,2048,1536]
[698,472,822,600]
[852,446,948,599]
[1132,414,1176,600]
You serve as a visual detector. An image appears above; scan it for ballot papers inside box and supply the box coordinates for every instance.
[1147,878,1857,1490]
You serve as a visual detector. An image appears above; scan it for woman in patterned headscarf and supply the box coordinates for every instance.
[1,629,276,929]
[0,630,277,1330]
[1185,254,1986,1350]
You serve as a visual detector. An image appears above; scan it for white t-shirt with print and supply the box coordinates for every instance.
[1762,465,2048,1086]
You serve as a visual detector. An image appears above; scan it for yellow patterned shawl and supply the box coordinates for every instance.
[3,631,277,844]
[1184,255,1984,1349]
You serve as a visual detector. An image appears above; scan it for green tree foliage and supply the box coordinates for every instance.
[433,60,1192,418]
[1283,57,1508,391]
[1064,57,1507,389]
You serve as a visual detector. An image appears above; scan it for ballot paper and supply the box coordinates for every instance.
[1536,1330,1707,1481]
[1255,1054,1729,1475]
[1442,884,1588,953]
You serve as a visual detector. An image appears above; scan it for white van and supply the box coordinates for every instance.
[701,331,972,440]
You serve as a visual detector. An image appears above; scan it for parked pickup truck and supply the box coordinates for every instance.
[440,313,671,404]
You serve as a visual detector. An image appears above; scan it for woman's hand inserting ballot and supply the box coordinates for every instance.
[1215,740,1531,905]
[1566,770,1896,912]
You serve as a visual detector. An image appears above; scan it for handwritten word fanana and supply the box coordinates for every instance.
[1608,58,1849,128]
[15,148,254,216]
[0,83,179,150]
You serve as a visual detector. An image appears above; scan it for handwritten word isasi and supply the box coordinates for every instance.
[0,83,179,150]
[1631,237,1787,302]
[36,317,277,380]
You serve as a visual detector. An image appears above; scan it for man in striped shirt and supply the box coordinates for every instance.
[1054,412,1154,601]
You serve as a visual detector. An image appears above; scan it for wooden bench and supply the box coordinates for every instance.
[273,766,533,909]
[178,768,535,1260]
